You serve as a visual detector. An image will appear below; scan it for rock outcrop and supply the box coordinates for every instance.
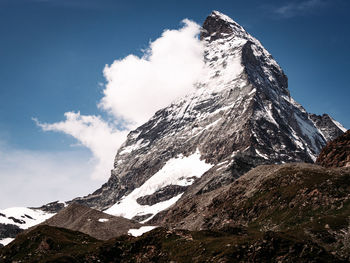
[317,130,350,168]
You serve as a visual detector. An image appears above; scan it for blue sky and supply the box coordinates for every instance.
[0,0,349,208]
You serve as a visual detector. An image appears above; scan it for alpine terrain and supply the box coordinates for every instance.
[0,11,348,261]
[70,10,346,219]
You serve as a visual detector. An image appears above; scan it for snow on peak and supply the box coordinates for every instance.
[331,117,347,133]
[211,10,236,24]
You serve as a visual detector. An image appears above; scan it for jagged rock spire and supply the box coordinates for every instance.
[200,11,249,41]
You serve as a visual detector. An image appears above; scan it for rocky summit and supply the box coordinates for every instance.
[0,11,348,261]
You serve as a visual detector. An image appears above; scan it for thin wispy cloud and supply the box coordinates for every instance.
[274,0,327,18]
[34,113,128,180]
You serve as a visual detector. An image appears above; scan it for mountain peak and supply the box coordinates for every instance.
[201,11,248,41]
[67,11,344,216]
[210,10,236,23]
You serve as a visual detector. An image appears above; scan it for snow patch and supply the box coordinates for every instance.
[0,238,14,246]
[294,114,319,151]
[105,149,213,220]
[212,11,235,24]
[128,226,158,237]
[0,207,54,229]
[247,88,256,96]
[119,139,149,155]
[255,149,269,160]
[98,218,109,223]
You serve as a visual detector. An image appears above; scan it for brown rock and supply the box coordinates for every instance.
[316,130,350,168]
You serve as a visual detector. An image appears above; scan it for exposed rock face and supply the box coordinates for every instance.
[71,11,344,219]
[0,224,22,240]
[31,201,66,214]
[136,185,188,206]
[317,130,350,168]
[309,113,346,142]
[34,203,142,240]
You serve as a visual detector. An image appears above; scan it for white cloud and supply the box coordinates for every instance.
[36,19,204,181]
[275,0,326,18]
[34,112,128,180]
[100,19,204,128]
[0,145,99,209]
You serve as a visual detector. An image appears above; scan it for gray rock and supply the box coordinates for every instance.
[0,224,22,239]
[136,185,188,206]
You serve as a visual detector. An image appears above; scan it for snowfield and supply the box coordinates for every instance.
[105,149,213,221]
[0,207,55,229]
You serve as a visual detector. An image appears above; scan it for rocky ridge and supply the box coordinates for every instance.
[32,203,143,240]
[309,113,346,142]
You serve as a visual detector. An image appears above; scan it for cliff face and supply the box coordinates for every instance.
[309,113,346,142]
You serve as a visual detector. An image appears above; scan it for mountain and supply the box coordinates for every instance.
[0,10,346,248]
[69,11,345,221]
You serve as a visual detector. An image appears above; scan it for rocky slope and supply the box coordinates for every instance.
[71,11,345,222]
[309,113,347,142]
[0,225,343,262]
[32,203,144,240]
[317,130,350,168]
